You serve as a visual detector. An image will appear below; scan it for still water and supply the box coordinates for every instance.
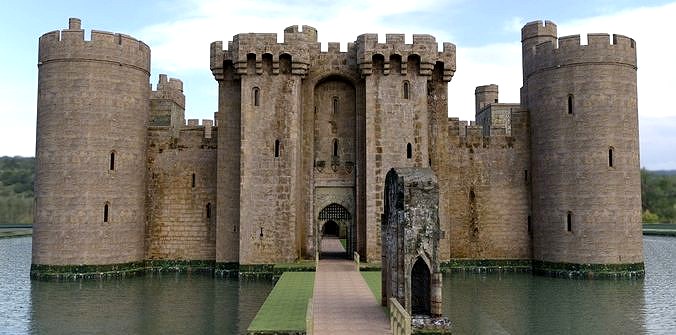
[1,236,675,334]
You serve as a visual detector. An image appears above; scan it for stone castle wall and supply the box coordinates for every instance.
[443,111,531,259]
[32,18,643,277]
[522,21,643,266]
[33,18,149,266]
[145,123,217,261]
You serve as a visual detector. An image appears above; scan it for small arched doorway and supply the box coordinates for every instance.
[318,203,352,259]
[411,257,431,315]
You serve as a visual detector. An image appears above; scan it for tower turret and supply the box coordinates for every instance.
[32,18,151,278]
[521,20,643,277]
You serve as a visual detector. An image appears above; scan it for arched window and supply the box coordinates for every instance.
[333,139,339,157]
[206,203,212,219]
[252,87,260,107]
[192,173,196,188]
[109,151,115,171]
[566,211,573,232]
[103,202,109,223]
[608,147,614,167]
[274,139,280,158]
[403,81,410,99]
[332,97,339,114]
[567,94,574,115]
[406,143,412,159]
[528,215,532,233]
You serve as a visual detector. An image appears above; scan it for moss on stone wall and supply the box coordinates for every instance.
[532,260,645,279]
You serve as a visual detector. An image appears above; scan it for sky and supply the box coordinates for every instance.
[1,0,675,169]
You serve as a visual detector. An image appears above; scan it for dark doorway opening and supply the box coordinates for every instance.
[322,220,339,237]
[320,220,347,259]
[411,257,431,315]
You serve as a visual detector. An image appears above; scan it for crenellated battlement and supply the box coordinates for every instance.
[283,25,318,43]
[521,20,557,43]
[210,26,323,80]
[355,33,456,81]
[523,29,637,81]
[151,74,185,109]
[38,18,150,74]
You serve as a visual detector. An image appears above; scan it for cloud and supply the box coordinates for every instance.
[138,0,453,73]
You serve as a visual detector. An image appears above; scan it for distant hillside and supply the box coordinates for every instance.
[0,157,673,224]
[642,169,676,223]
[0,156,34,224]
[651,170,676,176]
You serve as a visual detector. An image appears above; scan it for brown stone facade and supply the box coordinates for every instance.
[32,18,643,278]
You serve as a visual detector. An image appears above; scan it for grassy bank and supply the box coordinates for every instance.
[643,223,676,237]
[247,272,315,334]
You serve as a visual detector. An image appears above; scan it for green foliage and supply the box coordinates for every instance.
[642,209,660,223]
[641,168,676,223]
[0,156,35,224]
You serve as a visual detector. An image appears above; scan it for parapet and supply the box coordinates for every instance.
[38,18,150,74]
[151,74,185,109]
[522,21,636,80]
[521,20,557,42]
[356,33,456,81]
[211,25,320,80]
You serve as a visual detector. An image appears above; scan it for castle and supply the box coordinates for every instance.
[31,18,644,279]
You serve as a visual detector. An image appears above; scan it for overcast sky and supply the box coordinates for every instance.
[1,0,674,169]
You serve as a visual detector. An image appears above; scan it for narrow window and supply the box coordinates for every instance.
[608,147,614,167]
[332,97,339,114]
[406,143,412,159]
[253,87,260,106]
[206,203,212,219]
[403,81,410,99]
[567,95,574,115]
[527,215,532,233]
[274,139,280,158]
[333,139,339,157]
[524,170,529,183]
[566,211,572,232]
[103,203,109,223]
[109,151,115,170]
[192,173,196,188]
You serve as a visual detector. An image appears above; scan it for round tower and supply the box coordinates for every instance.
[522,21,643,277]
[32,18,151,278]
[474,84,499,114]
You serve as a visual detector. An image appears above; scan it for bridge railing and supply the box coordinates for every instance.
[389,298,411,335]
[353,251,360,271]
[305,297,313,335]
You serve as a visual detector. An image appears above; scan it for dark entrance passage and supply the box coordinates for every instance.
[318,203,352,260]
[411,257,431,315]
[322,220,339,237]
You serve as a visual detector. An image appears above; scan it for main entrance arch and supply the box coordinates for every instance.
[318,203,352,259]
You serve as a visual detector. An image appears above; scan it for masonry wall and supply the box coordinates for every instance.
[33,19,149,266]
[145,126,217,260]
[443,111,531,259]
[523,22,643,265]
[214,62,241,264]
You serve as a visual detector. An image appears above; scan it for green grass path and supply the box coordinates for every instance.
[247,272,315,333]
[360,271,381,302]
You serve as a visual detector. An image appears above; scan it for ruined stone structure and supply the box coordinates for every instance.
[31,18,644,279]
[382,168,443,316]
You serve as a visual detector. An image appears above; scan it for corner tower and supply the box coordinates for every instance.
[521,20,643,277]
[32,18,150,278]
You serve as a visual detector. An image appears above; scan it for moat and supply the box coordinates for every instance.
[2,236,675,334]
